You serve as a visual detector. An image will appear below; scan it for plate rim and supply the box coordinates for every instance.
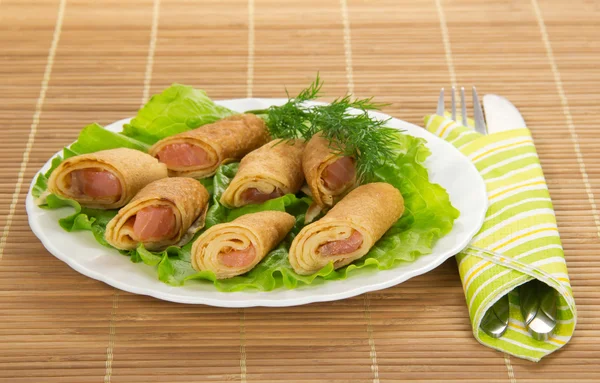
[26,98,487,307]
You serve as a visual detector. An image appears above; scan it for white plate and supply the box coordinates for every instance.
[26,98,487,307]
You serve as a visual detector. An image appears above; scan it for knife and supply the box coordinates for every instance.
[481,94,557,341]
[482,94,526,133]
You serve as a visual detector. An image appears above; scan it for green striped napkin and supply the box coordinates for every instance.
[424,114,577,362]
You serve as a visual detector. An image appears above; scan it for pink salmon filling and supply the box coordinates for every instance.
[321,156,355,193]
[131,206,176,242]
[71,169,122,198]
[219,245,256,268]
[156,143,210,168]
[241,187,284,204]
[318,230,363,256]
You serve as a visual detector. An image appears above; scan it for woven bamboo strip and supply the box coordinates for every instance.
[0,0,599,381]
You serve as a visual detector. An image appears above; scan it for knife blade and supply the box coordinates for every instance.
[482,94,557,341]
[482,94,527,133]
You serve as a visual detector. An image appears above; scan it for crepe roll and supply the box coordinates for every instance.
[289,183,404,275]
[303,133,357,209]
[220,139,305,208]
[105,177,209,251]
[149,114,269,179]
[191,211,295,279]
[47,148,168,209]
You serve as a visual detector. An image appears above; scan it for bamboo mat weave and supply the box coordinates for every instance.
[1,0,599,381]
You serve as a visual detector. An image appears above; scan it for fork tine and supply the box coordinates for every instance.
[460,87,467,127]
[472,86,487,135]
[451,86,456,121]
[436,88,445,116]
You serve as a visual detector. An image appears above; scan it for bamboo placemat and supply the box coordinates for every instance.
[1,0,599,381]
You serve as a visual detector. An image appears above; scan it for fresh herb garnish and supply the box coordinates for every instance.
[248,75,400,182]
[245,74,323,139]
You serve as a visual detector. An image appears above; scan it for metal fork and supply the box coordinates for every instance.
[437,85,507,338]
[436,86,487,135]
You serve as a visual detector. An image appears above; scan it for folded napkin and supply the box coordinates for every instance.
[424,114,577,362]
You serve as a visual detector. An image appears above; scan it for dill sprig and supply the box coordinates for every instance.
[308,99,398,182]
[246,74,324,140]
[248,75,400,182]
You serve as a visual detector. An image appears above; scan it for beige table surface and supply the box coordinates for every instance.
[1,0,599,382]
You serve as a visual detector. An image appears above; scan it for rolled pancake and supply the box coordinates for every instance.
[289,183,404,275]
[191,211,295,279]
[47,148,168,209]
[149,114,269,179]
[105,177,209,251]
[220,139,305,208]
[303,133,357,209]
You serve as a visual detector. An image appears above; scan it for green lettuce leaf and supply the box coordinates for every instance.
[32,123,149,199]
[39,131,459,292]
[204,162,239,228]
[41,193,117,248]
[32,155,63,198]
[122,84,236,144]
[32,84,232,201]
[126,133,459,291]
[366,133,460,266]
[32,83,459,292]
[132,190,314,291]
[70,123,150,154]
